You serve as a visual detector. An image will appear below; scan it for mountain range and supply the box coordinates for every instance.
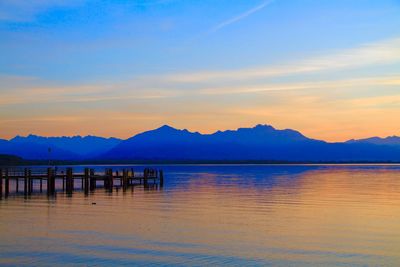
[1,124,400,162]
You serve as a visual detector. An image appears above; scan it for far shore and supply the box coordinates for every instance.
[1,156,400,167]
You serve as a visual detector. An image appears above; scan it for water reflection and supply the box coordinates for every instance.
[1,165,400,266]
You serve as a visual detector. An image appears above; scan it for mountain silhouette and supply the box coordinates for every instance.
[101,125,400,161]
[0,137,78,160]
[346,136,400,146]
[0,135,121,160]
[2,125,400,162]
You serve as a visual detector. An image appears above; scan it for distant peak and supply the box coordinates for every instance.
[156,125,178,131]
[254,124,274,130]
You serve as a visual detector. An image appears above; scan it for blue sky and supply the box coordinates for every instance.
[0,0,400,140]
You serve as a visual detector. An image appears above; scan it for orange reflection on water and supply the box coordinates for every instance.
[1,166,400,265]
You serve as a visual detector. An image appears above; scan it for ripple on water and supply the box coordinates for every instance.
[1,164,400,266]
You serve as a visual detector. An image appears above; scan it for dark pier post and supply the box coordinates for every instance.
[47,167,55,195]
[5,169,9,197]
[90,169,95,191]
[84,168,89,195]
[143,168,149,187]
[40,176,43,192]
[24,168,28,195]
[65,168,69,193]
[47,167,51,194]
[29,169,33,194]
[16,174,19,193]
[104,168,113,191]
[81,170,84,189]
[62,171,65,191]
[123,169,128,190]
[70,167,74,192]
[0,168,3,198]
[110,169,112,190]
[66,167,73,194]
[159,170,164,188]
[104,168,108,188]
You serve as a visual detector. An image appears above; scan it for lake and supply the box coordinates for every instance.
[1,164,400,266]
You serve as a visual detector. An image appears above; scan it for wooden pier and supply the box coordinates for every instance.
[0,167,164,198]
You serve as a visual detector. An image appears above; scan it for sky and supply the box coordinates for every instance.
[0,0,399,141]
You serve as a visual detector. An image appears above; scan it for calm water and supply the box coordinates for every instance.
[1,164,400,266]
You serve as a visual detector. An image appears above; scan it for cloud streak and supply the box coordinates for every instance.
[167,37,400,83]
[210,0,275,33]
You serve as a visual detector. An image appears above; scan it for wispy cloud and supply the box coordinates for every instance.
[210,0,275,33]
[198,76,400,95]
[167,37,400,83]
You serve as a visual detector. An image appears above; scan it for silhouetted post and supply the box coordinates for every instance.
[70,168,73,192]
[16,175,19,192]
[90,169,95,191]
[84,168,89,195]
[159,170,164,188]
[66,167,73,193]
[109,169,112,190]
[5,169,9,197]
[62,171,65,191]
[104,168,108,188]
[47,167,54,195]
[123,169,128,190]
[65,168,69,193]
[40,176,43,192]
[0,168,3,198]
[47,168,51,194]
[143,168,148,187]
[24,168,28,195]
[29,169,33,193]
[106,168,110,188]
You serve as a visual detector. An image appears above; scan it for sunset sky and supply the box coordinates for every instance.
[1,0,400,141]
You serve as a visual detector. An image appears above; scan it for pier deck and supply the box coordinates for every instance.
[0,167,164,198]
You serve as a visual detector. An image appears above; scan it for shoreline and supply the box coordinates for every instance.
[2,159,400,166]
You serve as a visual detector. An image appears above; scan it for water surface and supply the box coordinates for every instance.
[1,165,400,266]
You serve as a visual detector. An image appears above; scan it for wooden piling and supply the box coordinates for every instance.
[0,168,3,198]
[29,169,33,193]
[5,169,9,197]
[84,168,89,194]
[66,167,73,194]
[0,167,164,197]
[47,167,54,195]
[159,170,164,187]
[143,168,148,187]
[90,169,95,191]
[16,176,19,192]
[122,169,128,190]
[104,168,113,191]
[62,171,65,191]
[24,168,28,195]
[110,169,114,189]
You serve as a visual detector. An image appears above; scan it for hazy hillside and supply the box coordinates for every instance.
[101,125,400,162]
[2,125,400,162]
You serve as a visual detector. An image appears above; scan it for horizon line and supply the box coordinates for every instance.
[2,123,399,143]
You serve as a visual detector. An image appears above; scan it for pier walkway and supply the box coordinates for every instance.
[0,167,164,198]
